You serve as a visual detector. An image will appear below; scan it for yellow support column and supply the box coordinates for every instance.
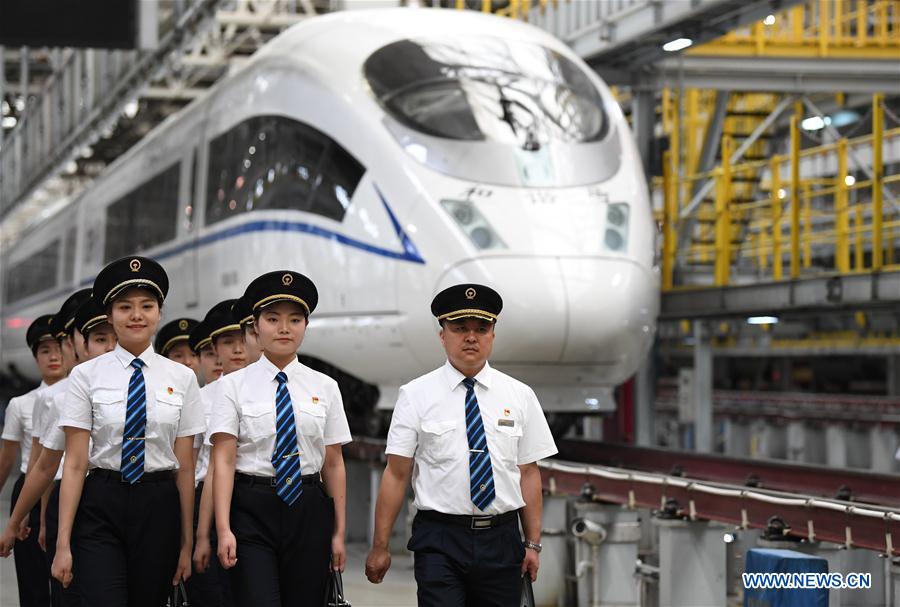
[856,0,867,46]
[481,0,492,13]
[770,156,783,280]
[819,0,830,56]
[715,136,733,286]
[671,89,681,208]
[836,138,850,273]
[790,115,801,278]
[803,184,812,268]
[872,93,884,270]
[854,204,864,271]
[662,150,677,291]
[791,5,804,43]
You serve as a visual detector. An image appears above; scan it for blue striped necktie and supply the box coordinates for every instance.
[272,371,302,505]
[463,377,495,511]
[121,358,146,484]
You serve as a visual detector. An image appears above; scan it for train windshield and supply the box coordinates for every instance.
[364,37,607,149]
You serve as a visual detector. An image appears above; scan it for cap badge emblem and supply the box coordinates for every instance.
[129,259,142,272]
[465,287,476,300]
[178,320,188,331]
[282,273,294,286]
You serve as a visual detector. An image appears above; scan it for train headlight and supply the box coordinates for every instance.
[604,203,629,252]
[441,200,506,250]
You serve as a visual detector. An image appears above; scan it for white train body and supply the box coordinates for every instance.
[0,9,658,412]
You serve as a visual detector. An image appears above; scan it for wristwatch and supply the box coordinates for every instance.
[524,540,542,553]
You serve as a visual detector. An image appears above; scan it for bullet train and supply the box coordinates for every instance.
[0,8,659,430]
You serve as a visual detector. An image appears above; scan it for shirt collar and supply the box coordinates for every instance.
[258,353,301,383]
[443,359,493,391]
[113,343,155,369]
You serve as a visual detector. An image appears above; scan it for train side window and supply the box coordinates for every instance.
[205,115,364,226]
[4,240,60,304]
[104,163,180,262]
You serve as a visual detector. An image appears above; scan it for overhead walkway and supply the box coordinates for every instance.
[0,0,316,225]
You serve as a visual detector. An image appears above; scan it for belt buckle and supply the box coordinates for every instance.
[471,516,492,530]
[269,476,277,487]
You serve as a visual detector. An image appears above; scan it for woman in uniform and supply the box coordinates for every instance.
[190,320,224,386]
[156,318,200,372]
[0,314,63,607]
[0,295,118,606]
[231,296,262,364]
[51,256,204,607]
[209,271,351,607]
[190,299,245,607]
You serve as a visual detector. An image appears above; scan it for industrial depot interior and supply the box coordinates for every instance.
[0,0,899,606]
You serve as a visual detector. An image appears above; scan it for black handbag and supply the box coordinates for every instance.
[324,570,351,607]
[168,581,189,607]
[520,574,535,607]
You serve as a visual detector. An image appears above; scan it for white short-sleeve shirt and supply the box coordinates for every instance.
[1,383,45,474]
[39,385,68,452]
[32,379,67,441]
[58,343,205,472]
[33,379,67,480]
[385,360,557,515]
[194,380,220,484]
[208,355,352,477]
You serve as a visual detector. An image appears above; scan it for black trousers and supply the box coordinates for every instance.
[11,473,51,607]
[45,481,81,607]
[408,512,525,607]
[71,472,180,607]
[228,476,333,607]
[184,481,233,607]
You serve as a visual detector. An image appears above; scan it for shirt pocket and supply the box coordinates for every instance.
[419,420,459,465]
[154,390,183,428]
[91,388,124,446]
[296,400,327,438]
[91,388,124,427]
[240,402,274,440]
[491,423,524,467]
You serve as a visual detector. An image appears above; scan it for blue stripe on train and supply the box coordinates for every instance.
[2,185,425,315]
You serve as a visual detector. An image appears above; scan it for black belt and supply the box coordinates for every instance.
[417,509,519,530]
[235,472,320,488]
[89,469,176,483]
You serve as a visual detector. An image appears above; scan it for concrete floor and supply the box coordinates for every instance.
[0,478,416,607]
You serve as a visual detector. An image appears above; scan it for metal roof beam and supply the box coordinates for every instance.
[603,56,900,94]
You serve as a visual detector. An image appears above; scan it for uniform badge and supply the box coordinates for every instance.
[167,387,174,395]
[311,396,319,404]
[282,273,294,286]
[465,287,476,300]
[498,419,515,427]
[503,408,510,417]
[178,319,189,331]
[129,258,142,272]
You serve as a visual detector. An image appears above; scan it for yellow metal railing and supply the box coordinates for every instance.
[457,0,557,18]
[661,95,900,290]
[689,0,900,59]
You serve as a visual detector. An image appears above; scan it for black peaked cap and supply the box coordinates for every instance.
[93,256,169,305]
[431,283,502,323]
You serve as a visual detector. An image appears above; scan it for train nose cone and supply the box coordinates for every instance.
[435,256,658,380]
[556,256,658,380]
